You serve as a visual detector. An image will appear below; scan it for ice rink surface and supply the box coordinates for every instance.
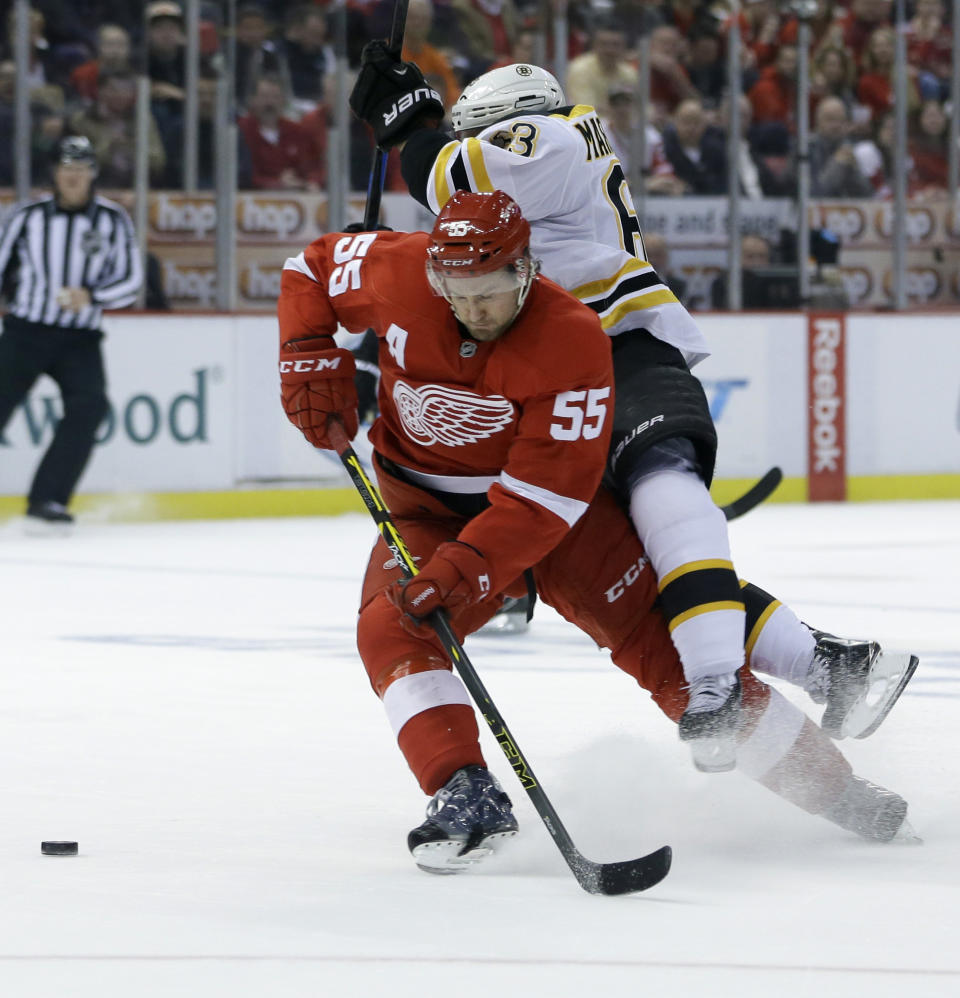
[1,500,958,998]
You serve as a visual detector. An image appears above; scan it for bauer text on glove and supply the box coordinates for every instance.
[349,40,444,148]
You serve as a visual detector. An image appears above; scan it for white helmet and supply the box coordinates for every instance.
[450,64,565,134]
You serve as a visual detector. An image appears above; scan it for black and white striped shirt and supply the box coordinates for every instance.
[0,194,143,330]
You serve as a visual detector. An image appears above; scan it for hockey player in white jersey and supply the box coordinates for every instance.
[349,48,918,780]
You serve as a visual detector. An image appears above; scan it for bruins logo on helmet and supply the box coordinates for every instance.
[516,65,532,76]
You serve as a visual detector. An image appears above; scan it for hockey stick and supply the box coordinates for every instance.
[721,466,783,521]
[327,419,672,895]
[363,0,410,229]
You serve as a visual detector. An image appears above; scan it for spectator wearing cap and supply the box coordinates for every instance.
[238,74,320,190]
[147,1,187,105]
[0,136,143,530]
[68,24,133,104]
[567,19,638,120]
[146,0,188,172]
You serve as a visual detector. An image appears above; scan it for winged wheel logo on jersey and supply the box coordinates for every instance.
[393,381,514,447]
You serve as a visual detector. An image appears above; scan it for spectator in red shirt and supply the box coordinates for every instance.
[907,0,952,101]
[68,24,132,104]
[647,24,698,117]
[856,25,919,125]
[748,43,797,132]
[836,0,892,69]
[238,74,320,190]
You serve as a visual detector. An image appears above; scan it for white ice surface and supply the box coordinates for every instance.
[1,501,958,998]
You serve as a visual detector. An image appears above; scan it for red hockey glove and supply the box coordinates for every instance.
[387,541,493,622]
[279,337,358,450]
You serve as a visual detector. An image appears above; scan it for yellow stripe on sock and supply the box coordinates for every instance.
[658,559,735,592]
[668,600,745,632]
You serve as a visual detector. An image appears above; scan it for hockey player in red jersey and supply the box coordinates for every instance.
[278,191,915,874]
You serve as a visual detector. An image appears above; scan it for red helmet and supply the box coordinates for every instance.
[426,190,531,278]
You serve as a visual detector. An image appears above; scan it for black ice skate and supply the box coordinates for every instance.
[24,501,74,536]
[408,765,518,874]
[822,776,918,843]
[478,595,531,635]
[678,673,742,773]
[805,630,919,740]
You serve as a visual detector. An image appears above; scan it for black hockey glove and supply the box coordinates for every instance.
[349,40,444,148]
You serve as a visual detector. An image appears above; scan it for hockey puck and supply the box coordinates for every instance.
[41,841,78,856]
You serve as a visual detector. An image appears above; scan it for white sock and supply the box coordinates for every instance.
[748,603,816,687]
[629,468,744,683]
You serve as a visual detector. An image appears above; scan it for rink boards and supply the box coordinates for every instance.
[0,311,958,519]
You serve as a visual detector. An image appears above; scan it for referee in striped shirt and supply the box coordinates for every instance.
[0,135,143,529]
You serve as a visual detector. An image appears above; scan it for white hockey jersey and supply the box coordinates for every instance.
[422,105,710,367]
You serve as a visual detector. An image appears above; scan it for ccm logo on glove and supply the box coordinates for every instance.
[278,337,359,450]
[279,356,345,374]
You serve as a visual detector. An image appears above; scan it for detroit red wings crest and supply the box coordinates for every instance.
[393,381,515,447]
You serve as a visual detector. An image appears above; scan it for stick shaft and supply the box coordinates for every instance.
[362,0,410,229]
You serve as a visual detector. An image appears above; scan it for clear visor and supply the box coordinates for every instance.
[426,266,524,302]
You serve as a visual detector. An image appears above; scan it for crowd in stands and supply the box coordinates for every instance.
[0,0,954,200]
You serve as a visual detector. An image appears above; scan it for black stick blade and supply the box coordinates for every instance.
[573,845,673,896]
[722,466,783,521]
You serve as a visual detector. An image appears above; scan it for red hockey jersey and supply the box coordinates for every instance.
[278,230,615,594]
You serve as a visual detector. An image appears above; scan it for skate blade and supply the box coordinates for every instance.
[22,518,73,538]
[478,613,529,636]
[841,653,919,740]
[411,830,517,875]
[689,735,737,773]
[892,818,923,845]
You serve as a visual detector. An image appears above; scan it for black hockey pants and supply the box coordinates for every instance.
[0,316,109,507]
